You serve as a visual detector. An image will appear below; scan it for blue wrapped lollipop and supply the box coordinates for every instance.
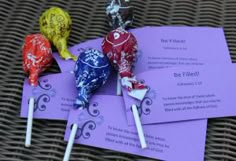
[74,48,111,108]
[64,49,111,161]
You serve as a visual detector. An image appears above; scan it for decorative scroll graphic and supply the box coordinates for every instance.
[32,79,56,112]
[133,82,157,117]
[86,102,100,117]
[136,97,152,116]
[75,120,97,139]
[75,102,104,139]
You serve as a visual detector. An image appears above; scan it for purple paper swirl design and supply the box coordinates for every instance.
[86,102,100,117]
[38,79,52,90]
[33,79,56,112]
[34,94,51,111]
[134,82,153,116]
[136,97,152,116]
[74,102,104,139]
[75,120,96,139]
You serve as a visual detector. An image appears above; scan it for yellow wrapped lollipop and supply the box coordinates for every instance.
[39,7,77,61]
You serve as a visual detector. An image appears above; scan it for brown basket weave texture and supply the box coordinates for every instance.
[0,0,236,160]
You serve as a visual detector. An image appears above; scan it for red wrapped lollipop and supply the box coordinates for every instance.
[102,27,148,149]
[102,27,146,98]
[22,34,53,86]
[22,34,53,148]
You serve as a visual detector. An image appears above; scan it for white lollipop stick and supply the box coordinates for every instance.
[25,97,34,147]
[131,104,147,149]
[63,123,78,161]
[116,73,122,95]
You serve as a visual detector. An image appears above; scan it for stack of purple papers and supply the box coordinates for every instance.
[21,26,233,161]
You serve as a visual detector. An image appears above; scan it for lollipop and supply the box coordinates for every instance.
[39,7,77,61]
[63,49,111,161]
[102,27,146,97]
[106,0,133,29]
[22,34,53,147]
[22,34,53,86]
[102,27,147,149]
[74,49,111,108]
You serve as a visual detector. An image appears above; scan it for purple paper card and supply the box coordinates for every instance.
[53,26,231,73]
[20,72,116,120]
[124,64,236,125]
[130,26,231,73]
[65,95,207,161]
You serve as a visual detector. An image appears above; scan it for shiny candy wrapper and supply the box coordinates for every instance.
[106,0,133,29]
[74,49,111,108]
[102,28,147,100]
[39,7,77,61]
[22,34,53,86]
[102,28,136,77]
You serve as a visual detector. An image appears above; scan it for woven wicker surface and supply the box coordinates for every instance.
[0,0,236,160]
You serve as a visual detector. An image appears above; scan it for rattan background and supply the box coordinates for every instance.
[0,0,236,160]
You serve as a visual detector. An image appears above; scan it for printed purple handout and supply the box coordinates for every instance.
[65,95,207,161]
[53,26,231,73]
[20,72,207,161]
[20,72,116,120]
[124,64,236,125]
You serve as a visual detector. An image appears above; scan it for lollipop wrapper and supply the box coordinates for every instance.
[106,0,133,29]
[121,76,148,100]
[22,34,53,86]
[74,49,111,108]
[39,7,76,60]
[102,28,137,77]
[102,28,147,97]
